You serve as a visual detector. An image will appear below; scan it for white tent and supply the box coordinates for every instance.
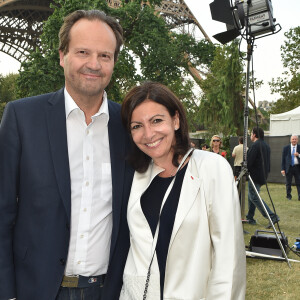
[270,106,300,136]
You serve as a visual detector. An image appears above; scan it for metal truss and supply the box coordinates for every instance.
[0,0,54,61]
[0,0,208,62]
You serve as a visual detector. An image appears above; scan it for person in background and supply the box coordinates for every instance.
[201,143,209,151]
[246,127,280,228]
[232,136,247,180]
[209,135,227,157]
[0,10,133,300]
[281,135,300,201]
[119,81,246,300]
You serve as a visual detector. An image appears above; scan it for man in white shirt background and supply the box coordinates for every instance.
[232,136,247,181]
[281,135,300,201]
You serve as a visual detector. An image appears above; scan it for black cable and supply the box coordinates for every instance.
[287,244,300,258]
[238,33,246,60]
[250,48,280,222]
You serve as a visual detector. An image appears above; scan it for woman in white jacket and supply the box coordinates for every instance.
[120,81,246,300]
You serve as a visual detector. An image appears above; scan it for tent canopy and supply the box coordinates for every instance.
[270,106,300,136]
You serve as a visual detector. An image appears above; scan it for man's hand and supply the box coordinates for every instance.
[281,170,285,176]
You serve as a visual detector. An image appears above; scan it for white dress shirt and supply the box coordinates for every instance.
[291,144,299,165]
[64,89,112,276]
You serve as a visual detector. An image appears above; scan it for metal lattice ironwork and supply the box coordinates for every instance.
[0,0,54,61]
[0,0,208,62]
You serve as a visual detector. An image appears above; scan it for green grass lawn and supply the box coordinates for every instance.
[242,183,300,299]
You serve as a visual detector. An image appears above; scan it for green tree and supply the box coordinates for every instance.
[199,40,245,136]
[0,73,19,120]
[16,0,215,127]
[0,103,6,121]
[269,26,300,114]
[0,73,19,103]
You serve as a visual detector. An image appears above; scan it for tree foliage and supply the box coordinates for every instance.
[199,40,245,136]
[0,73,19,120]
[269,26,300,114]
[0,103,6,121]
[0,73,19,103]
[16,0,215,131]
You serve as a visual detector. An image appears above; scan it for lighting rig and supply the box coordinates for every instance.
[209,0,293,267]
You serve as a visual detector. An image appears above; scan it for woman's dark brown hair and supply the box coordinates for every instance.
[121,81,191,173]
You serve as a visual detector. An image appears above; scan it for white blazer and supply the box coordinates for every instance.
[120,150,246,300]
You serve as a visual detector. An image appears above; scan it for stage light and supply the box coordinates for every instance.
[209,0,280,44]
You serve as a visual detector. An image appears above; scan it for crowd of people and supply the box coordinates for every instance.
[0,7,295,300]
[197,129,300,231]
[193,128,297,229]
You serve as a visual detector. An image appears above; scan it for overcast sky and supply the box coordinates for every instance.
[185,0,300,103]
[0,0,299,103]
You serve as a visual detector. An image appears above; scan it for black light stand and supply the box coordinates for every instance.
[236,37,291,268]
[209,0,289,265]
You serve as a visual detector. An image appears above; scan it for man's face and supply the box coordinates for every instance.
[291,136,298,146]
[250,131,255,142]
[59,19,116,100]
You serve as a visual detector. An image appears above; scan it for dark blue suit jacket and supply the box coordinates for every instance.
[247,139,270,185]
[0,89,133,300]
[281,144,300,174]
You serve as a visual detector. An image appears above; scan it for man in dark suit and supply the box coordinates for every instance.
[246,127,280,228]
[0,10,133,300]
[281,135,300,200]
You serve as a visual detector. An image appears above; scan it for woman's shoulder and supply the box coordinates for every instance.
[191,149,220,160]
[191,149,231,169]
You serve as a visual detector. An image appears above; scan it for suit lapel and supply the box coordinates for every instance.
[107,100,127,253]
[46,89,71,222]
[169,159,201,247]
[128,163,164,247]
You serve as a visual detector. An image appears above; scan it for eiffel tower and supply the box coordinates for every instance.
[0,0,54,62]
[0,0,210,63]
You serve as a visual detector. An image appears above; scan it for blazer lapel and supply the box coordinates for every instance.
[128,162,163,208]
[46,89,71,222]
[107,100,127,253]
[169,159,201,247]
[128,163,165,251]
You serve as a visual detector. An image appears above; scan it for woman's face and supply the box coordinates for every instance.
[130,100,179,165]
[212,137,221,147]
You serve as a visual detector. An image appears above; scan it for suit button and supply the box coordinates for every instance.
[66,223,70,230]
[60,258,66,265]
